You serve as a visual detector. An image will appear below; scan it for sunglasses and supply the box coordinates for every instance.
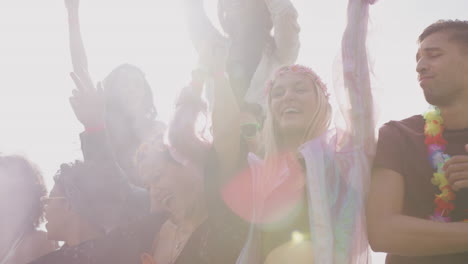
[241,123,261,138]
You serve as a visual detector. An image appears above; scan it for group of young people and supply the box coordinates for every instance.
[1,0,468,263]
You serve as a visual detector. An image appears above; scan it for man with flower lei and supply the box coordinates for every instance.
[367,20,468,264]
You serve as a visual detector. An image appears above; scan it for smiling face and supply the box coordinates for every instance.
[139,150,203,221]
[416,31,468,106]
[269,72,319,137]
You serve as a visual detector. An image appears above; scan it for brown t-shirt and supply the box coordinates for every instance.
[374,115,468,264]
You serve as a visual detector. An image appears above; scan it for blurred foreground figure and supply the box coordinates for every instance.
[368,19,468,264]
[29,160,163,264]
[0,155,57,264]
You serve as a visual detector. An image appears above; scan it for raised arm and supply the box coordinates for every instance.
[167,71,210,165]
[184,0,244,177]
[203,45,242,179]
[183,0,226,62]
[212,74,242,178]
[334,0,376,155]
[265,0,300,64]
[69,72,118,169]
[69,73,150,229]
[65,0,93,88]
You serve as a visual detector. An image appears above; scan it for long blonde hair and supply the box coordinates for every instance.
[262,65,332,156]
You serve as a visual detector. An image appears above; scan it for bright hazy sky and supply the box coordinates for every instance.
[0,1,467,262]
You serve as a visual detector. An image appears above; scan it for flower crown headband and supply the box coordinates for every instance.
[265,64,330,98]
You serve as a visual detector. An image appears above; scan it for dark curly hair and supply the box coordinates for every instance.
[53,160,130,232]
[419,20,468,51]
[0,154,47,230]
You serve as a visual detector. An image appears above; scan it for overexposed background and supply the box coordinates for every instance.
[1,0,467,262]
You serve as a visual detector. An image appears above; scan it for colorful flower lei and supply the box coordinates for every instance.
[423,106,455,222]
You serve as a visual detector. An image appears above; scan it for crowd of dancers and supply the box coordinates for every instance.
[2,0,468,263]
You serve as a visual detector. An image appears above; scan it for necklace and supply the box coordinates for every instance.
[423,107,456,222]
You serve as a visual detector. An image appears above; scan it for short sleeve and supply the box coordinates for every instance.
[373,122,405,175]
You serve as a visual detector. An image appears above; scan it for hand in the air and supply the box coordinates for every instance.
[64,0,80,10]
[69,72,105,130]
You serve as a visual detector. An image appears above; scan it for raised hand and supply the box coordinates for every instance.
[64,0,80,11]
[69,72,105,130]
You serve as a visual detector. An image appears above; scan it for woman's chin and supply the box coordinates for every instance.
[279,123,307,137]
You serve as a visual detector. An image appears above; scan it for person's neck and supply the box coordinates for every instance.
[282,132,304,153]
[66,222,103,247]
[439,99,468,130]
